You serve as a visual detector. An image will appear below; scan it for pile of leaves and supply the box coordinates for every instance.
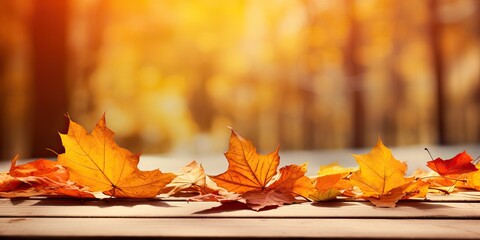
[1,114,479,210]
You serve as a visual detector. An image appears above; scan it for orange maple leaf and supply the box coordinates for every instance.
[310,163,355,201]
[57,114,176,198]
[349,138,413,207]
[1,155,93,198]
[210,129,313,210]
[426,151,477,177]
[211,129,279,193]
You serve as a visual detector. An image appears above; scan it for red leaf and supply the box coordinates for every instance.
[426,151,478,176]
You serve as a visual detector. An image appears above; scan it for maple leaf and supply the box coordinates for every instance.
[349,138,411,207]
[211,129,279,193]
[1,155,93,198]
[310,163,355,201]
[57,114,175,198]
[210,129,313,210]
[350,138,407,197]
[426,151,477,177]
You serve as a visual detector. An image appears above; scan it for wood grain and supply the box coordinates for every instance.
[1,218,479,239]
[1,198,479,219]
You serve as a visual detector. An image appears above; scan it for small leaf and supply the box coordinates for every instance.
[309,174,343,201]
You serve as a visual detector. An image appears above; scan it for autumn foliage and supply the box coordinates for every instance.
[0,114,478,210]
[58,114,175,198]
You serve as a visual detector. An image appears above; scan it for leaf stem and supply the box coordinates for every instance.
[424,148,434,160]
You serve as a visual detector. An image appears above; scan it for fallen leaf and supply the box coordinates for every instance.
[427,151,477,177]
[210,129,313,210]
[309,174,343,201]
[211,129,279,193]
[310,163,355,201]
[1,155,93,198]
[58,114,175,198]
[349,138,410,207]
[161,160,223,197]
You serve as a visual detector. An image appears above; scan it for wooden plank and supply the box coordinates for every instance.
[0,218,479,239]
[1,198,479,219]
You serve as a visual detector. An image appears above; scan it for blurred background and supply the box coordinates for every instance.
[0,0,478,160]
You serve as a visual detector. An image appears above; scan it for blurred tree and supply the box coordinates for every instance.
[428,0,446,145]
[345,0,364,148]
[30,0,69,157]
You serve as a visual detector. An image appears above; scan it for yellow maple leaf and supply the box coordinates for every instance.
[58,114,175,198]
[210,129,313,210]
[349,138,408,199]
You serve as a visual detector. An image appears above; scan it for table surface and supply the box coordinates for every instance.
[1,144,479,239]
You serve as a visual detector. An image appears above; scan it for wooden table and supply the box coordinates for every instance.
[1,145,479,239]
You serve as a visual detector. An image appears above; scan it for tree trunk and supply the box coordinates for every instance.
[345,0,364,148]
[30,0,69,157]
[428,0,446,145]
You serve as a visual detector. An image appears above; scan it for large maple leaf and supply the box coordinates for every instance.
[58,114,175,198]
[210,129,313,210]
[350,138,407,197]
[426,151,477,177]
[349,138,419,207]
